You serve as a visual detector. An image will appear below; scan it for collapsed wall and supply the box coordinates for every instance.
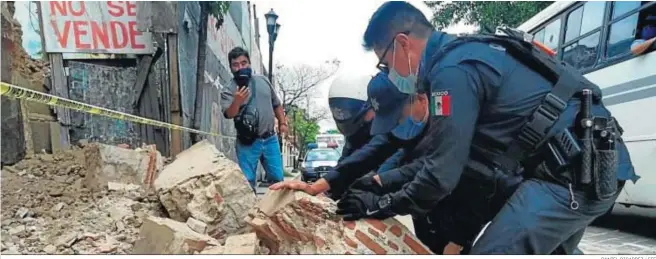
[153,140,257,242]
[246,189,432,255]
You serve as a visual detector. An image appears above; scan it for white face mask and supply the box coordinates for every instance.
[388,39,418,95]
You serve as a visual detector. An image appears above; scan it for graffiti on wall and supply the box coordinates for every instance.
[68,61,140,147]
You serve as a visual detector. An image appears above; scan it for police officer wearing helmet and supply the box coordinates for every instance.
[335,1,638,254]
[269,72,405,200]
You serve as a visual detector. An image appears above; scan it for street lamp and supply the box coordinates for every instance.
[265,9,285,168]
[265,9,279,84]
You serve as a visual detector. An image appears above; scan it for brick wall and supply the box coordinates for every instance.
[247,190,432,255]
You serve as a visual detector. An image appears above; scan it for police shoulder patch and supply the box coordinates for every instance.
[431,90,451,116]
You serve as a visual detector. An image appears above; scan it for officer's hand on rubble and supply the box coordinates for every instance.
[349,173,385,195]
[336,189,395,221]
[269,180,320,195]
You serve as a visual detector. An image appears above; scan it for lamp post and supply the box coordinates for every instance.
[265,9,279,84]
[265,9,285,169]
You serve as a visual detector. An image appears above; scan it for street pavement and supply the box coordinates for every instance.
[256,180,656,255]
[579,205,656,254]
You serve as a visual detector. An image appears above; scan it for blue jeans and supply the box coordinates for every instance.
[470,178,620,254]
[236,135,284,190]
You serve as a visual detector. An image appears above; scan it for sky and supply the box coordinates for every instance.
[13,1,477,133]
[253,0,476,131]
[14,2,42,57]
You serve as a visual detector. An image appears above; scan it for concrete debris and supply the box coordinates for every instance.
[133,216,221,254]
[8,225,26,235]
[223,233,259,255]
[186,217,207,234]
[43,244,57,254]
[52,203,65,212]
[15,207,30,218]
[199,245,225,254]
[155,140,256,241]
[247,189,432,255]
[55,233,78,248]
[84,143,163,192]
[1,147,165,254]
[108,182,141,192]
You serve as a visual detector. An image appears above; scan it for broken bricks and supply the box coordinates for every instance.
[133,216,221,254]
[83,143,163,192]
[246,189,432,255]
[154,140,256,241]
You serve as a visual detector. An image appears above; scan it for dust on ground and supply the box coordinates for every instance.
[1,148,165,254]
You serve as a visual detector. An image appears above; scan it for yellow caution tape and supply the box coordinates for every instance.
[1,81,218,136]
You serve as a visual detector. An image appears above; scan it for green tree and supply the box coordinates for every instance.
[289,107,321,155]
[426,1,553,30]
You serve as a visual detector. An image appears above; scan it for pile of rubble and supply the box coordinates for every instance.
[1,140,431,254]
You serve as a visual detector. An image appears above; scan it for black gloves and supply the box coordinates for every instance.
[336,188,395,221]
[348,173,385,195]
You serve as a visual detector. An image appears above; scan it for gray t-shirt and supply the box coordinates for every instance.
[221,74,281,136]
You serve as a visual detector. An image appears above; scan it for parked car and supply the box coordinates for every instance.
[299,147,340,182]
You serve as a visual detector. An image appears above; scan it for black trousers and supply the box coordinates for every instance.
[413,173,523,254]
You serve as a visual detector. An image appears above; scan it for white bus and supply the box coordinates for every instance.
[518,1,656,208]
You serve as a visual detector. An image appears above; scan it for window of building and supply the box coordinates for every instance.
[607,13,640,59]
[565,1,606,43]
[563,32,601,70]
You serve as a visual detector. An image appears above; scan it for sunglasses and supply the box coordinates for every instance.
[375,31,411,74]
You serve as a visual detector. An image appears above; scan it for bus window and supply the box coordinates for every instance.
[607,13,640,58]
[563,32,601,70]
[565,1,606,43]
[534,29,546,44]
[543,19,562,50]
[612,1,641,19]
[532,19,561,51]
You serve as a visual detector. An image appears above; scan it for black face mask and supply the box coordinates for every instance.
[233,67,253,87]
[350,120,373,140]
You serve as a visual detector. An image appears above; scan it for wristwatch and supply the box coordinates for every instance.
[377,194,392,210]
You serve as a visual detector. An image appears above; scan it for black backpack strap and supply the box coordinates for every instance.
[424,33,600,173]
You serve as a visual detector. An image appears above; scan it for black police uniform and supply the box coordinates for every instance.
[327,123,405,200]
[395,31,637,254]
[373,117,523,254]
[335,31,638,254]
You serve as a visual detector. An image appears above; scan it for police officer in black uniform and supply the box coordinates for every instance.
[334,2,638,254]
[269,74,406,200]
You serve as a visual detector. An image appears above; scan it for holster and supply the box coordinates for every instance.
[529,117,622,201]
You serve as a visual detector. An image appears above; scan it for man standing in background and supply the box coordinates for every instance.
[221,47,288,190]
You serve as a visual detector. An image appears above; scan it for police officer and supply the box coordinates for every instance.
[269,72,405,200]
[345,72,523,255]
[334,1,638,254]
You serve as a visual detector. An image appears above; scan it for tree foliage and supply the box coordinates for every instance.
[289,107,321,154]
[275,60,340,117]
[426,1,553,30]
[207,1,231,29]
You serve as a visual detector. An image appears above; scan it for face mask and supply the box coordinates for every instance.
[388,40,418,95]
[233,67,252,87]
[391,98,428,140]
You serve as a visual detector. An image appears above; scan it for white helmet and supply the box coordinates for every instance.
[328,72,374,137]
